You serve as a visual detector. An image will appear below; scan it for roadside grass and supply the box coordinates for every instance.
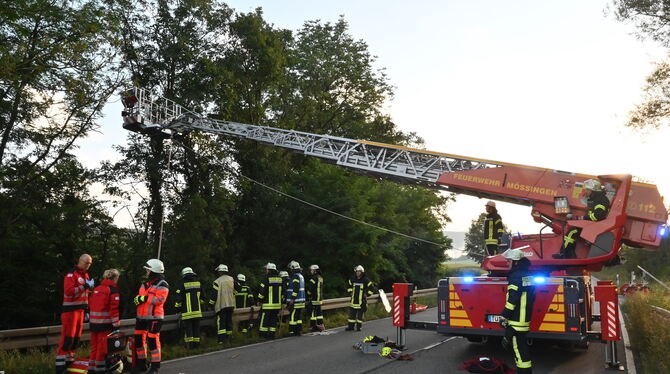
[621,293,670,373]
[0,294,438,372]
[441,263,486,277]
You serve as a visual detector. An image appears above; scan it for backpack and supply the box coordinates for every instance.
[459,356,515,374]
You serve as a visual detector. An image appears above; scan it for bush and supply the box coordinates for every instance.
[622,294,670,373]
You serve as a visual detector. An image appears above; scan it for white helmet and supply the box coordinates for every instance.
[265,262,277,271]
[502,248,525,261]
[485,200,496,208]
[106,355,123,374]
[279,271,289,278]
[583,179,602,192]
[215,264,228,272]
[237,274,246,282]
[288,260,301,270]
[181,267,195,276]
[143,259,164,274]
[354,265,364,272]
[309,264,319,270]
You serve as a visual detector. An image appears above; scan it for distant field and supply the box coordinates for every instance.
[441,262,486,277]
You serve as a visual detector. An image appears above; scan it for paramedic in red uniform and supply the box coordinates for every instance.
[133,259,169,374]
[56,254,94,374]
[88,268,121,373]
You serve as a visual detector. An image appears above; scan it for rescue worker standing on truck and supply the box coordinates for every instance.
[88,268,121,374]
[306,264,325,332]
[210,264,235,343]
[286,261,306,336]
[174,267,203,349]
[499,249,536,374]
[133,259,169,374]
[56,253,93,374]
[234,274,255,333]
[346,265,374,331]
[257,263,283,339]
[554,179,611,259]
[484,201,504,256]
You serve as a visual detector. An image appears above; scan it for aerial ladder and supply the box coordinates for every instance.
[122,88,667,369]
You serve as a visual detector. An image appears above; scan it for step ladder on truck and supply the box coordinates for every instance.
[120,87,668,370]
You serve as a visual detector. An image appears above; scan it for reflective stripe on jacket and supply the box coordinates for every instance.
[136,275,169,320]
[89,279,120,331]
[501,270,536,332]
[288,272,306,307]
[307,274,324,305]
[211,274,235,311]
[484,212,504,246]
[62,267,90,312]
[348,275,374,309]
[586,191,610,222]
[257,274,283,310]
[175,274,203,319]
[235,283,254,308]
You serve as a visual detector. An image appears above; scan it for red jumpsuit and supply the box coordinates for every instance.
[134,275,169,371]
[56,267,90,374]
[88,279,121,373]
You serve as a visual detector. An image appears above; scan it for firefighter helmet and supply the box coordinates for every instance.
[485,200,496,208]
[309,264,319,270]
[279,271,289,278]
[143,259,164,274]
[237,274,246,282]
[502,248,525,261]
[354,265,364,272]
[288,260,301,270]
[215,264,229,273]
[265,262,277,271]
[106,355,123,374]
[181,267,195,276]
[583,179,602,192]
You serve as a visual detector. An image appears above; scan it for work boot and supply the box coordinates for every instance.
[346,322,354,331]
[145,368,159,374]
[356,323,362,331]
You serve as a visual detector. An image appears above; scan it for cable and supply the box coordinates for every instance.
[174,139,448,248]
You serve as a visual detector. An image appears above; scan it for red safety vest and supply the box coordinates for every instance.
[136,276,169,320]
[62,267,90,312]
[89,279,121,330]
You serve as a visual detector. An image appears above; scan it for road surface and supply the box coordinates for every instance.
[163,307,632,374]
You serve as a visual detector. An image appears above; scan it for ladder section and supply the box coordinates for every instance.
[122,87,504,186]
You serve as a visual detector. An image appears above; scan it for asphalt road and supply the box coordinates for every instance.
[162,308,633,374]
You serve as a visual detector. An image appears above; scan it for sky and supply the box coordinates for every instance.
[76,0,670,250]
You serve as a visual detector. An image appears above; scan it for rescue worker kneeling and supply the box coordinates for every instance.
[499,249,535,374]
[257,263,283,339]
[133,259,169,374]
[175,267,203,349]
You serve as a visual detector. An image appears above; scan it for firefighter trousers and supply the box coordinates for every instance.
[134,319,162,370]
[89,330,111,373]
[182,318,201,347]
[348,306,365,330]
[288,305,303,335]
[216,307,234,342]
[486,244,499,256]
[56,309,84,374]
[309,304,323,327]
[259,308,278,339]
[510,329,532,374]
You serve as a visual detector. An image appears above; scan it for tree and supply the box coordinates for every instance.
[464,213,487,263]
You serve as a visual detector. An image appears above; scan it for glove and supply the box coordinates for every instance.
[84,278,95,289]
[84,312,90,323]
[499,316,508,328]
[134,295,147,305]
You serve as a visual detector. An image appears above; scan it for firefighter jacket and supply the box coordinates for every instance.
[234,282,254,308]
[288,272,306,308]
[348,275,374,309]
[484,212,504,246]
[136,275,169,321]
[307,274,324,305]
[174,273,203,320]
[89,279,121,332]
[282,277,290,303]
[211,274,235,312]
[62,267,91,312]
[257,271,283,310]
[586,191,610,222]
[501,268,536,332]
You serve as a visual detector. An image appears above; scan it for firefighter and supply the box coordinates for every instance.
[499,248,535,374]
[234,274,255,333]
[484,200,504,256]
[56,253,94,374]
[554,179,611,259]
[346,265,374,331]
[133,259,169,374]
[210,264,235,343]
[306,264,325,332]
[257,263,283,339]
[174,267,203,349]
[279,270,290,323]
[286,260,306,336]
[88,268,121,373]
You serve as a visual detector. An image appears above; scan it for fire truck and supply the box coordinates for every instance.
[121,88,667,368]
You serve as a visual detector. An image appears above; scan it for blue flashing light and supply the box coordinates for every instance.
[463,276,474,282]
[660,225,668,237]
[533,276,546,284]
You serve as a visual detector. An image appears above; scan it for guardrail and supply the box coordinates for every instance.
[0,288,436,350]
[651,305,670,320]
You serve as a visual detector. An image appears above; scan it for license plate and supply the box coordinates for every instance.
[486,314,503,323]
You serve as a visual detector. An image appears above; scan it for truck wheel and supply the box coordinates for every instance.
[465,336,484,343]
